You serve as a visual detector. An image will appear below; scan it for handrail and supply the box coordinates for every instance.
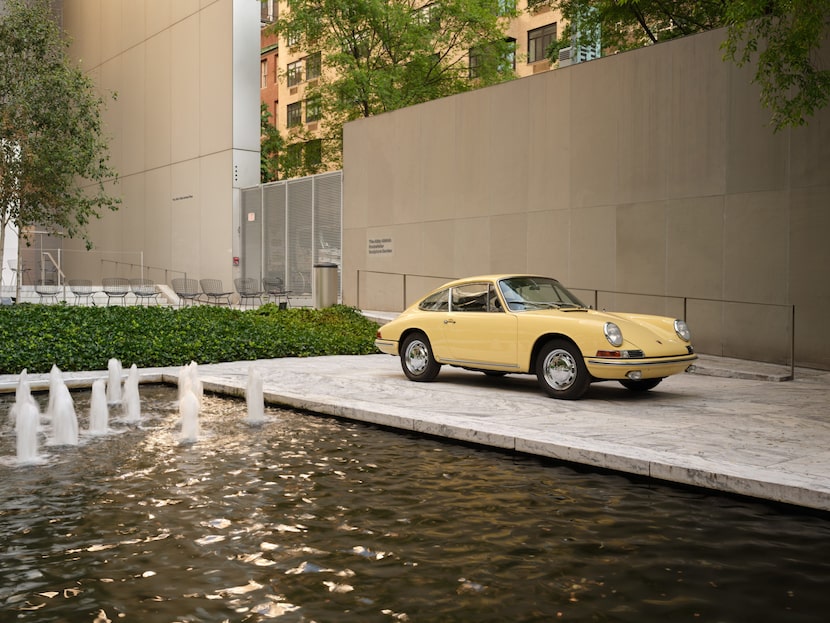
[100,259,187,284]
[356,269,455,311]
[578,288,795,380]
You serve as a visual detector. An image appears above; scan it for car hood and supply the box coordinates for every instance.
[529,308,689,354]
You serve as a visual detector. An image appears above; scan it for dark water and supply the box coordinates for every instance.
[1,385,829,622]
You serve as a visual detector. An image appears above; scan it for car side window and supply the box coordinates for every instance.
[419,288,449,311]
[451,283,490,312]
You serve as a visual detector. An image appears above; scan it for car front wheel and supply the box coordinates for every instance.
[536,339,590,400]
[400,332,441,382]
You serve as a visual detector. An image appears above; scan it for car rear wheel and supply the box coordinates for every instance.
[536,339,590,400]
[619,378,663,392]
[400,332,441,382]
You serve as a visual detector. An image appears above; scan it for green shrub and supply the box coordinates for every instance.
[0,303,380,374]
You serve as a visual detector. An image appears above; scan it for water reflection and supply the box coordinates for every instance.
[1,385,829,622]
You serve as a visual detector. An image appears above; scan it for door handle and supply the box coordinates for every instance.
[443,318,455,325]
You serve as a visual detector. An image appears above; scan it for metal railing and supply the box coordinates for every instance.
[577,288,795,380]
[99,259,186,285]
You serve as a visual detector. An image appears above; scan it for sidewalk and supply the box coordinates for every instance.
[3,353,829,512]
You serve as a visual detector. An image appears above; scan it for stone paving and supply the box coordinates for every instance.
[3,353,829,512]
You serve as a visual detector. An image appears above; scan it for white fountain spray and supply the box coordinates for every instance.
[178,361,202,442]
[12,369,41,462]
[43,364,62,424]
[50,373,79,446]
[107,358,123,405]
[9,369,35,423]
[179,389,200,443]
[121,364,141,423]
[87,378,110,435]
[245,365,266,425]
[16,400,41,462]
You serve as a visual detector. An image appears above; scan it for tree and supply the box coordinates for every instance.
[0,0,120,286]
[722,0,830,131]
[544,0,830,131]
[270,0,518,171]
[261,103,284,182]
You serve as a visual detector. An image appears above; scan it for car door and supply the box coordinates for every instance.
[441,282,518,368]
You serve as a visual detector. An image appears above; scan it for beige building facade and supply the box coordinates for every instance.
[342,28,830,369]
[59,0,261,286]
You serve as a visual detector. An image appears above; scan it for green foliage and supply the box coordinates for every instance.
[0,0,120,255]
[261,103,284,182]
[270,0,517,172]
[0,304,380,374]
[722,0,830,131]
[545,0,830,131]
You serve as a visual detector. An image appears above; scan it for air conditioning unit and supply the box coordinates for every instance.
[558,46,572,68]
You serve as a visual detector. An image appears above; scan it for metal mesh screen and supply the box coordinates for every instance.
[241,187,262,281]
[242,171,342,303]
[263,183,287,286]
[287,178,313,295]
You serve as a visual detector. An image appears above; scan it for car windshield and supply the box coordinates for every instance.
[497,277,587,311]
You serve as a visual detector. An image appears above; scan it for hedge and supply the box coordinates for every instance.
[0,303,380,374]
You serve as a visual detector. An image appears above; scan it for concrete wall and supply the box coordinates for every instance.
[59,0,260,286]
[342,28,830,369]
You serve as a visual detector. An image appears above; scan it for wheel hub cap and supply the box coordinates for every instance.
[406,342,428,374]
[544,350,576,390]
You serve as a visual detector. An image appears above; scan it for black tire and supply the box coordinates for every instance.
[619,378,663,392]
[535,339,590,400]
[400,332,441,382]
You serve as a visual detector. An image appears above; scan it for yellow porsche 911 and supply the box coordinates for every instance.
[374,275,697,400]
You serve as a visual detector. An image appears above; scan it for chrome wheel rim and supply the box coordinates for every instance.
[405,340,429,375]
[543,348,577,390]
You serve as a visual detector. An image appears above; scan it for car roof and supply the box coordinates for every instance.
[421,275,561,296]
[438,274,557,287]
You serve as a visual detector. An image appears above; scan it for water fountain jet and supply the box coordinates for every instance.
[122,364,141,423]
[16,400,40,462]
[245,365,266,425]
[11,370,42,462]
[107,358,122,405]
[179,389,200,443]
[50,375,79,446]
[87,378,109,435]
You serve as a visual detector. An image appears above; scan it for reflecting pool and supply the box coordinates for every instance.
[1,385,829,622]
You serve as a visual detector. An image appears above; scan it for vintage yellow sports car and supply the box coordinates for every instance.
[374,275,697,399]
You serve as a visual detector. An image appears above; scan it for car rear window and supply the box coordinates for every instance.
[419,289,449,311]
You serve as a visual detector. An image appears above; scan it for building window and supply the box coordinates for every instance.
[287,102,302,128]
[528,23,557,63]
[305,96,321,123]
[261,60,268,89]
[287,60,303,87]
[497,0,516,15]
[305,52,321,81]
[261,0,276,23]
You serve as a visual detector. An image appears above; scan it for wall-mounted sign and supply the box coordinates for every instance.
[368,237,393,255]
[248,212,256,222]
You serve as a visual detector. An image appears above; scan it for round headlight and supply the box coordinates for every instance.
[674,319,691,342]
[604,322,623,347]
